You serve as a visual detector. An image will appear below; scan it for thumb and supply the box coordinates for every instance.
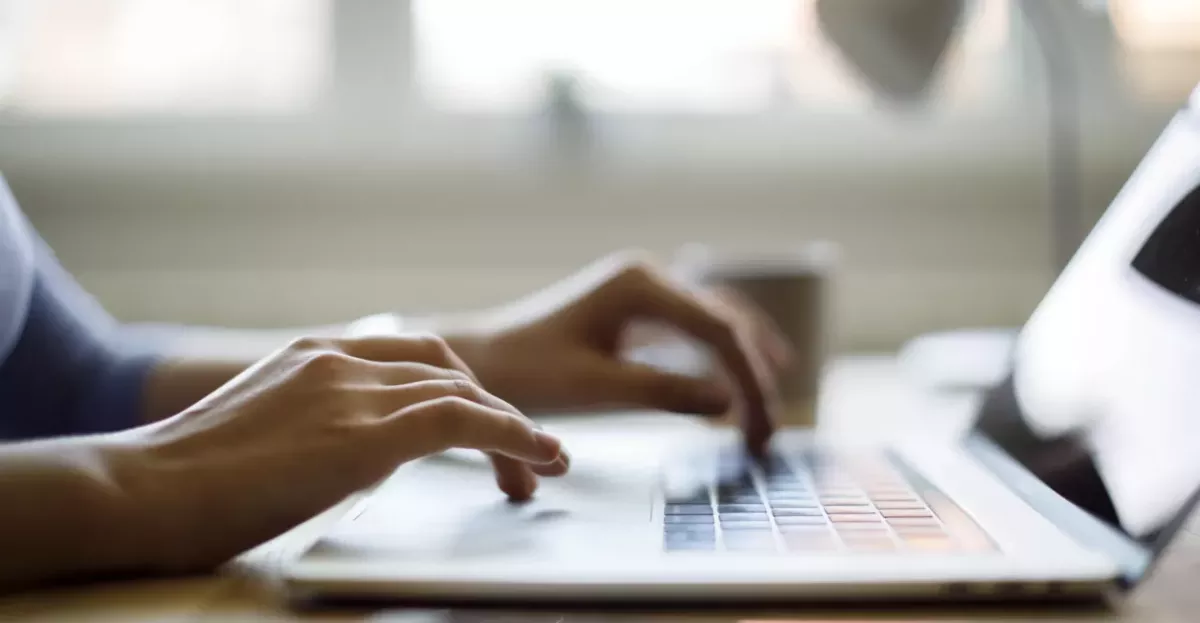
[611,363,734,415]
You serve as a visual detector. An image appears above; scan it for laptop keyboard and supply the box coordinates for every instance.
[663,448,965,554]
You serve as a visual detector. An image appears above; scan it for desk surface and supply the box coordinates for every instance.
[3,355,1198,622]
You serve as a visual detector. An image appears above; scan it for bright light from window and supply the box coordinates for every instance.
[0,0,329,117]
[1111,0,1200,51]
[413,0,1011,114]
[1108,0,1200,103]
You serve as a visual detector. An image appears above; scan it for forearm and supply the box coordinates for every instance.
[0,436,157,590]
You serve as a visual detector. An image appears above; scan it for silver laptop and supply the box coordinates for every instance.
[285,85,1200,605]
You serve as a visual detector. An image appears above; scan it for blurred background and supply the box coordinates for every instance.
[1,0,1198,352]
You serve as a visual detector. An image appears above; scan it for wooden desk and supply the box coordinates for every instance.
[2,355,1198,622]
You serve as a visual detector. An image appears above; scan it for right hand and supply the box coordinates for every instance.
[109,335,567,572]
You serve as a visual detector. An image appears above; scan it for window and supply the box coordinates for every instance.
[413,0,1013,114]
[0,0,329,117]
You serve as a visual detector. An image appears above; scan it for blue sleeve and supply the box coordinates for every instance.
[0,237,165,440]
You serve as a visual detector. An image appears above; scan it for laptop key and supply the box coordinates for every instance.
[666,521,715,533]
[819,490,863,498]
[823,505,875,514]
[766,484,809,493]
[829,514,883,523]
[871,493,919,502]
[720,521,773,531]
[718,504,767,513]
[767,492,816,502]
[664,515,715,525]
[887,517,941,526]
[819,496,869,504]
[773,515,827,525]
[894,529,948,541]
[762,462,793,478]
[834,522,889,532]
[719,512,769,522]
[665,522,714,535]
[665,532,715,546]
[769,500,819,509]
[777,522,830,533]
[667,494,712,505]
[872,500,927,510]
[864,488,911,497]
[894,526,947,537]
[666,504,713,515]
[880,508,934,518]
[771,508,823,517]
[665,487,712,504]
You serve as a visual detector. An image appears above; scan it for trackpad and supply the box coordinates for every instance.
[314,454,658,561]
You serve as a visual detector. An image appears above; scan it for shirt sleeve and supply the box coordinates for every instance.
[0,235,166,440]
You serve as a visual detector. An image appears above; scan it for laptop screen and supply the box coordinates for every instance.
[973,87,1200,564]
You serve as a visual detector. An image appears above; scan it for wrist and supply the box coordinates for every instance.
[96,432,200,574]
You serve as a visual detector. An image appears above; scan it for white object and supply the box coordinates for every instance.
[285,420,1115,603]
[898,328,1017,392]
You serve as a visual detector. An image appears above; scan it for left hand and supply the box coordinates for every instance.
[443,252,791,453]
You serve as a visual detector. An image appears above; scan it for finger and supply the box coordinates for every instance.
[367,377,520,419]
[531,449,570,477]
[363,361,481,390]
[338,334,479,381]
[384,396,563,465]
[619,267,779,453]
[606,362,734,415]
[369,380,551,498]
[489,453,538,501]
[708,287,793,370]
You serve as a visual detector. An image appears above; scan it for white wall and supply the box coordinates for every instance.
[1,0,1190,351]
[1,104,1169,351]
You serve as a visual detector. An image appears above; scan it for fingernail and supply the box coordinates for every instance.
[557,448,571,470]
[533,430,562,460]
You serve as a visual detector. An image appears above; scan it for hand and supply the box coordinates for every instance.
[107,335,566,572]
[447,252,790,453]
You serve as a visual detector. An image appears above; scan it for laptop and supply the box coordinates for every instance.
[285,84,1200,605]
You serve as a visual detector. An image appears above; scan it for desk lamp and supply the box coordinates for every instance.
[816,0,1084,390]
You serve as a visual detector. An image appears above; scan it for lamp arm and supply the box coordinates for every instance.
[1017,0,1083,273]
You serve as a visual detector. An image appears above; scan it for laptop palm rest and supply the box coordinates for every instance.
[309,450,660,563]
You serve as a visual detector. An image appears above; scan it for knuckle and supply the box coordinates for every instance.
[400,332,459,367]
[614,250,657,280]
[437,368,473,384]
[338,334,378,351]
[406,332,450,353]
[444,377,479,401]
[500,412,531,439]
[300,349,355,377]
[287,335,332,354]
[423,395,474,440]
